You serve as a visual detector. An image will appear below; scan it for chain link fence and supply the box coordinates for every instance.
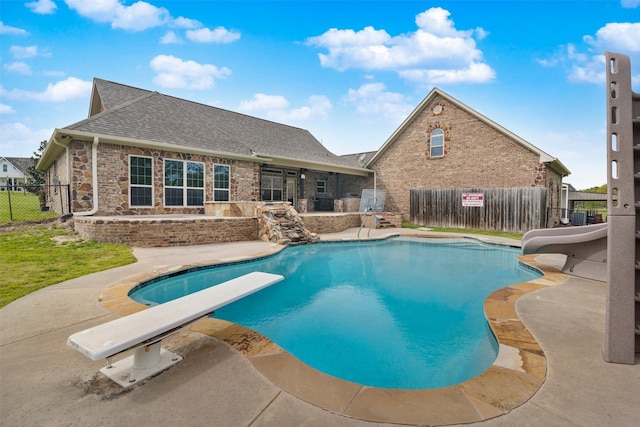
[0,184,71,222]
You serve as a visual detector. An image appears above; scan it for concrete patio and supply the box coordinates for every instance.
[1,228,638,426]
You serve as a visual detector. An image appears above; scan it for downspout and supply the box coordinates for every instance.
[373,170,377,209]
[51,134,71,185]
[74,136,99,216]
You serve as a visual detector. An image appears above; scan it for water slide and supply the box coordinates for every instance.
[521,223,608,282]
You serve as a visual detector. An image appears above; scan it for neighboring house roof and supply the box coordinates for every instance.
[2,157,32,175]
[339,151,377,168]
[39,78,369,176]
[366,88,571,177]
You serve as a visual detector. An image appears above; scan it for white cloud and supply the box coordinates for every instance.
[543,22,640,84]
[237,94,332,121]
[4,62,32,75]
[344,82,412,123]
[150,55,231,89]
[0,122,52,156]
[0,103,16,114]
[238,94,289,112]
[26,0,57,14]
[170,16,202,29]
[160,31,182,44]
[186,27,241,44]
[584,22,640,53]
[9,45,43,59]
[64,0,169,31]
[621,0,639,8]
[305,7,494,85]
[400,62,497,85]
[0,22,28,36]
[0,77,92,102]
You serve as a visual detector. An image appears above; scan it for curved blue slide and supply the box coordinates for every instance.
[521,223,608,282]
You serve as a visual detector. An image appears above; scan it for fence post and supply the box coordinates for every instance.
[66,184,71,215]
[7,189,13,221]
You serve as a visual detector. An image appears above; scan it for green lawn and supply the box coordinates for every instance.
[0,226,136,308]
[0,191,58,222]
[402,222,523,240]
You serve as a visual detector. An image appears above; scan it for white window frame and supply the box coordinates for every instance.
[129,155,154,208]
[430,128,445,158]
[213,164,230,202]
[316,180,326,194]
[164,159,205,207]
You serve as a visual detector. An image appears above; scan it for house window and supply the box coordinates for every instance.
[213,164,230,201]
[261,174,283,201]
[2,164,7,173]
[430,128,444,158]
[164,159,204,206]
[130,155,153,207]
[317,180,326,194]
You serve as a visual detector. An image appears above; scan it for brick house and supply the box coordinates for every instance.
[363,88,570,226]
[37,79,568,241]
[37,79,371,219]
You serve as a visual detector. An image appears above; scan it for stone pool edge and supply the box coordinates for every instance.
[98,237,568,426]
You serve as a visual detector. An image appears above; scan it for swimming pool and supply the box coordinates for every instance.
[130,237,541,389]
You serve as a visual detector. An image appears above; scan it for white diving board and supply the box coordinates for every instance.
[67,271,284,388]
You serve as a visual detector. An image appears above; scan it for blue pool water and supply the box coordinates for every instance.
[130,237,541,389]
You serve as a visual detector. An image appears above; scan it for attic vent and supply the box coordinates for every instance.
[262,167,283,175]
[358,154,367,162]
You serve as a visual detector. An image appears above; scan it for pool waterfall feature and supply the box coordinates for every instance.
[256,202,319,245]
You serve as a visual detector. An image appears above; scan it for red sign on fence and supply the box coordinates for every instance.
[462,193,484,207]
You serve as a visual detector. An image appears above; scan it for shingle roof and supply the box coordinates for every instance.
[68,78,363,169]
[4,157,32,174]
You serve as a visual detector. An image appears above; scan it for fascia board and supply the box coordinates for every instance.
[253,153,372,176]
[39,129,372,177]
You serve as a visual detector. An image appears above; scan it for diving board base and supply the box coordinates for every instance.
[100,343,182,388]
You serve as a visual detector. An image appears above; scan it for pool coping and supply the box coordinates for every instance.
[98,235,569,426]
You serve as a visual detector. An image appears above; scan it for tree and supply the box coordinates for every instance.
[26,140,47,187]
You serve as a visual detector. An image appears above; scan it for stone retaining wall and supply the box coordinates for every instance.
[300,213,362,234]
[73,216,258,247]
[72,212,380,247]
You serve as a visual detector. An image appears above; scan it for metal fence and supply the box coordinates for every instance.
[0,184,71,222]
[410,187,547,233]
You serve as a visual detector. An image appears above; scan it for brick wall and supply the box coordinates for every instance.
[371,94,558,219]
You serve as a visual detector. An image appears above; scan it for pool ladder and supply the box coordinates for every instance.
[357,209,377,239]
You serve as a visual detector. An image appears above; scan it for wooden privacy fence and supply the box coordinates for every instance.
[410,187,547,233]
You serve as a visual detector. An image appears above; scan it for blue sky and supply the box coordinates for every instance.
[1,0,639,190]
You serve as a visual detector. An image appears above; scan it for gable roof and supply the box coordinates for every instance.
[367,88,570,177]
[2,157,32,175]
[40,79,369,176]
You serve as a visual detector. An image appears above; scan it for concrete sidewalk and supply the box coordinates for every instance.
[1,229,639,426]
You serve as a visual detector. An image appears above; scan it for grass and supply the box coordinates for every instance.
[0,191,58,222]
[402,221,523,240]
[0,226,136,308]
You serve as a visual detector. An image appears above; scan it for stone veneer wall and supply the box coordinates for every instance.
[371,94,557,219]
[300,213,362,234]
[62,140,260,215]
[73,216,258,247]
[73,213,378,247]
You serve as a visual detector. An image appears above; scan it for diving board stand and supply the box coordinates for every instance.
[67,271,284,388]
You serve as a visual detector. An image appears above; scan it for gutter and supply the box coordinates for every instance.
[74,136,100,216]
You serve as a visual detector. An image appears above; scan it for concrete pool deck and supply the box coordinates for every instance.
[1,228,639,426]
